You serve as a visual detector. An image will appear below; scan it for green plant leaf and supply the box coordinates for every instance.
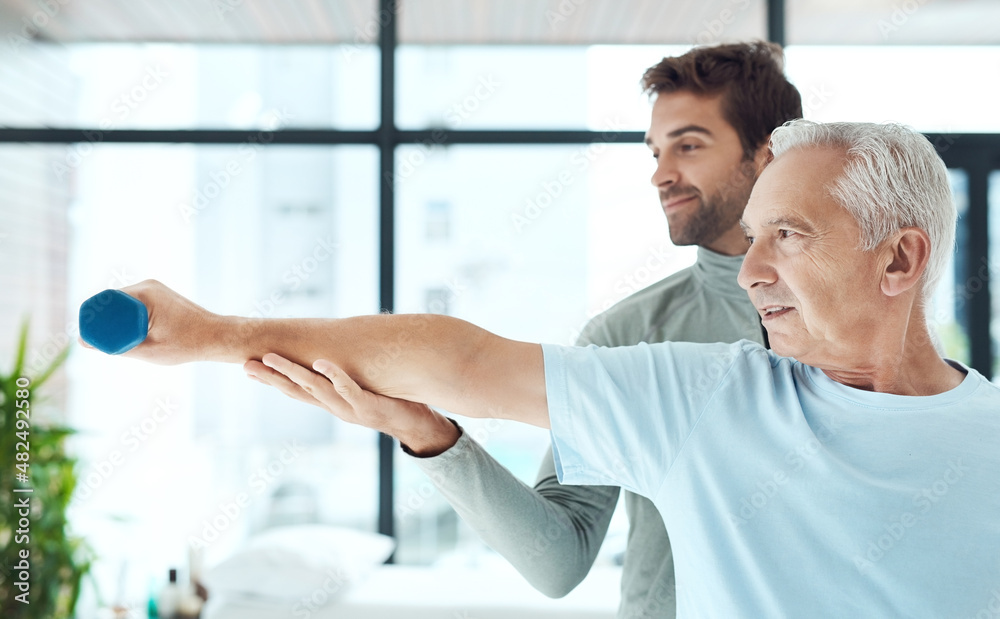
[0,319,91,619]
[11,319,29,379]
[32,345,70,390]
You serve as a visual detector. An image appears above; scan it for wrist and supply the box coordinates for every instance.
[205,314,253,364]
[397,412,462,458]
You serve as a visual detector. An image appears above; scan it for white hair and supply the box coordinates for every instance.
[768,120,956,302]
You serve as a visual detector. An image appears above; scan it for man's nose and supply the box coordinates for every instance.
[737,239,777,291]
[651,156,679,188]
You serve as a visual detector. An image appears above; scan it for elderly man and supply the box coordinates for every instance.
[374,41,798,619]
[94,120,999,616]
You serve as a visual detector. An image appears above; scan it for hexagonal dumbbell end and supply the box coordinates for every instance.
[79,289,149,355]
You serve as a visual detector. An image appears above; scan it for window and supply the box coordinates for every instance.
[59,143,380,589]
[4,5,999,609]
[991,171,1000,381]
[392,140,693,563]
[934,170,971,364]
[424,200,451,241]
[0,44,379,129]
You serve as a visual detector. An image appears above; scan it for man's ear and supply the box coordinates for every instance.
[881,227,931,298]
[751,136,774,176]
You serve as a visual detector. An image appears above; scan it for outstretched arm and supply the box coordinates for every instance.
[89,279,549,428]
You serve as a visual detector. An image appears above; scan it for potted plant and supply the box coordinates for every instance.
[0,320,92,618]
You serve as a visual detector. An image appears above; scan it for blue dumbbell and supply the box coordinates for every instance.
[79,289,149,354]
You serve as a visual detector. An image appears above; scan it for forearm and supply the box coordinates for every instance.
[215,313,465,393]
[205,312,547,426]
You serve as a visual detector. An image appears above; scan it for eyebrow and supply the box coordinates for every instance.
[644,124,713,146]
[740,216,817,235]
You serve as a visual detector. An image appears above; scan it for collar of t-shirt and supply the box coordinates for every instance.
[801,358,982,410]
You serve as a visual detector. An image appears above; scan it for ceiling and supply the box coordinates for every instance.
[0,0,996,45]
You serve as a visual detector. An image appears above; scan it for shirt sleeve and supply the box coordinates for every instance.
[543,339,745,499]
[407,426,619,598]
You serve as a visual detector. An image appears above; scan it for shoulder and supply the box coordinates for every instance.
[645,338,772,370]
[552,339,771,380]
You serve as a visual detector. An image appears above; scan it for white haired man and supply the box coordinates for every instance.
[92,120,1000,616]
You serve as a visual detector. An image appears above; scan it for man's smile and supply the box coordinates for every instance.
[662,194,698,212]
[760,305,795,320]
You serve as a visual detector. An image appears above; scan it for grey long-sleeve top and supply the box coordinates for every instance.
[409,247,764,618]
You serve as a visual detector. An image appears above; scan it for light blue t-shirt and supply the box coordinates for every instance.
[544,339,1000,618]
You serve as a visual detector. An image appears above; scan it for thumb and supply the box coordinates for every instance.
[313,360,363,404]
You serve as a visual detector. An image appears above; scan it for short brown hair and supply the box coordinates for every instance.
[641,41,803,159]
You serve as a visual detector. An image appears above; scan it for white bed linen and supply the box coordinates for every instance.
[203,561,621,619]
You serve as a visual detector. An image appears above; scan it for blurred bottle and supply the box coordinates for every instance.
[157,568,181,619]
[177,546,206,618]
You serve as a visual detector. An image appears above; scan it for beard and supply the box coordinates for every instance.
[663,158,758,247]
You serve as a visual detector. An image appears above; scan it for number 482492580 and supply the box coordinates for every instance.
[14,377,30,475]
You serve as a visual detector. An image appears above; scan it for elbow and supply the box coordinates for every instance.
[535,578,581,600]
[531,571,587,599]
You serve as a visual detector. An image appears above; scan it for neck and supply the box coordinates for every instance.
[822,307,966,396]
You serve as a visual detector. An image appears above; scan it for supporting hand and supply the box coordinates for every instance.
[245,354,461,457]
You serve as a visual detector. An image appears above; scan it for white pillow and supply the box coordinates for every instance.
[203,524,395,602]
